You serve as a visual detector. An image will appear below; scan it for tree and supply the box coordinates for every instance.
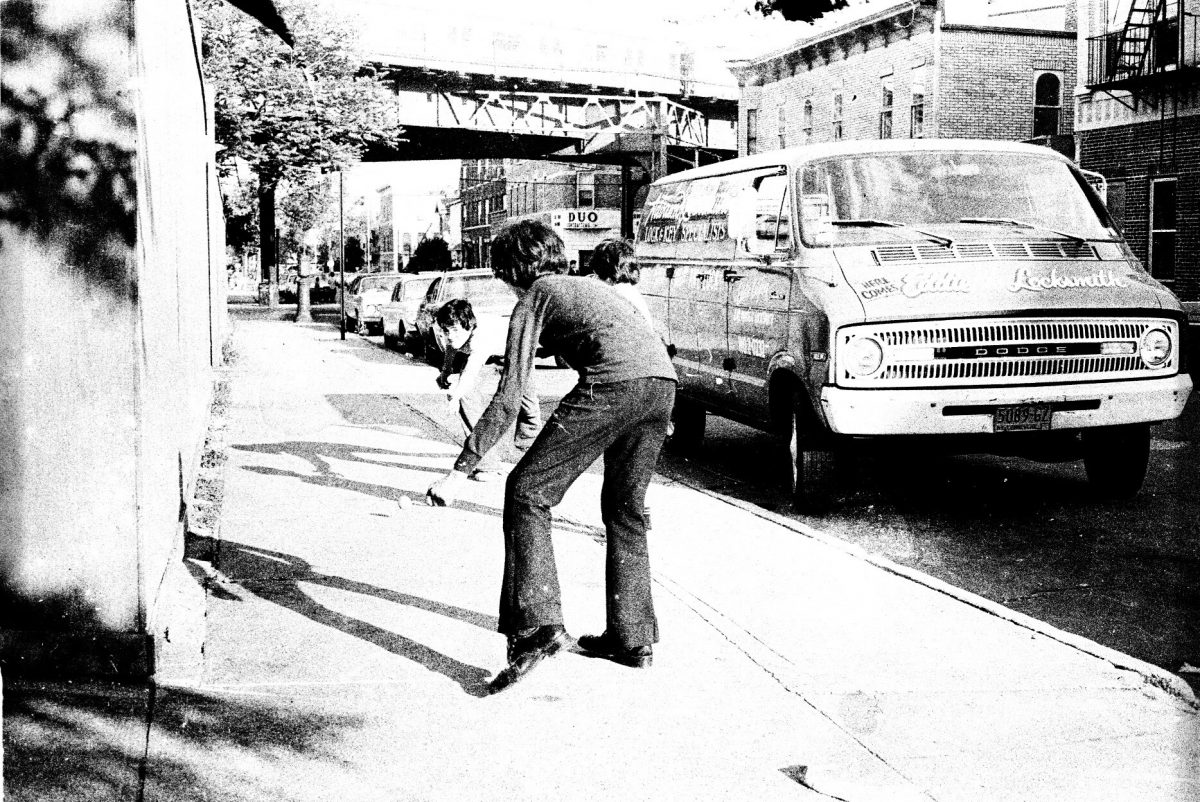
[754,0,851,22]
[408,236,451,274]
[196,0,401,303]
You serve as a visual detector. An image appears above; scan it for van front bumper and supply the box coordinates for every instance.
[820,374,1193,436]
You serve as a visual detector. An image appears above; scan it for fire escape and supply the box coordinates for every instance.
[1087,0,1200,110]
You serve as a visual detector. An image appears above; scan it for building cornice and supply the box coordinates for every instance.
[733,0,930,70]
[940,23,1075,39]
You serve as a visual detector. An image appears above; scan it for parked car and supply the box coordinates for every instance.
[345,272,404,335]
[380,272,438,351]
[412,269,519,362]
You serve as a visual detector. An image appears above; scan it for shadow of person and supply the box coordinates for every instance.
[205,537,496,698]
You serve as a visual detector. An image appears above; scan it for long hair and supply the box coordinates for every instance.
[490,219,568,290]
[590,238,639,285]
[435,298,476,331]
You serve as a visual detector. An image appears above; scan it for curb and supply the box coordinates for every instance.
[684,482,1200,709]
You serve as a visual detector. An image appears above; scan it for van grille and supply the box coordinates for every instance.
[873,242,1098,263]
[836,317,1180,388]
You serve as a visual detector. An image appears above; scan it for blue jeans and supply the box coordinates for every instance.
[499,377,675,648]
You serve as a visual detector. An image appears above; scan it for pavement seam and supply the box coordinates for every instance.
[687,484,1200,710]
[650,568,941,802]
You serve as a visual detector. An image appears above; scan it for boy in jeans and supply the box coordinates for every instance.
[435,299,540,481]
[427,220,676,694]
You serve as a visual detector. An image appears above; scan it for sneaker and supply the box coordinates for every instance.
[489,625,571,694]
[470,469,503,483]
[576,631,653,668]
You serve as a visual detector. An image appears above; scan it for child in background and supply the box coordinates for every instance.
[435,299,541,481]
[589,238,652,325]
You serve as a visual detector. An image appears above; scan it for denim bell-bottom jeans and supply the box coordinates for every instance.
[499,376,675,648]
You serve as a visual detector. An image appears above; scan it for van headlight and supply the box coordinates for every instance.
[1139,328,1172,368]
[844,336,884,377]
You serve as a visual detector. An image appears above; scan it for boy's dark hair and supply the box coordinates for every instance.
[435,298,476,331]
[490,219,568,290]
[590,238,639,285]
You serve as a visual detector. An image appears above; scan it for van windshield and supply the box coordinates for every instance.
[799,151,1114,247]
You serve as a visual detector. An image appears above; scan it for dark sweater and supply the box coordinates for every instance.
[454,274,676,474]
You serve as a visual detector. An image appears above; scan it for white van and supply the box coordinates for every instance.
[637,139,1192,511]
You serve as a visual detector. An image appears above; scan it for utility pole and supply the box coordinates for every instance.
[339,170,346,340]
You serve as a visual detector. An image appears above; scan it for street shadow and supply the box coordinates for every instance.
[203,535,495,697]
[3,679,361,802]
[231,439,502,519]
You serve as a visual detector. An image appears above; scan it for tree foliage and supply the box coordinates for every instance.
[407,236,451,274]
[197,0,401,185]
[0,0,136,297]
[754,0,851,22]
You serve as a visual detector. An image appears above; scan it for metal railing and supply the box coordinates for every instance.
[1087,3,1200,85]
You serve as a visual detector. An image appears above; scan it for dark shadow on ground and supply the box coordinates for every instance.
[3,679,361,802]
[230,440,501,520]
[199,536,494,697]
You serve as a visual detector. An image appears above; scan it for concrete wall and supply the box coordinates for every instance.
[0,0,224,677]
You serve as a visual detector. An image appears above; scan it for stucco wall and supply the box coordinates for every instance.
[0,0,224,677]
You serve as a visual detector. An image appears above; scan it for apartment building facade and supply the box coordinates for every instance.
[733,0,1078,155]
[460,159,623,272]
[1075,0,1200,303]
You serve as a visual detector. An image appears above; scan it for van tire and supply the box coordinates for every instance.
[666,399,705,455]
[784,394,835,514]
[1081,424,1150,499]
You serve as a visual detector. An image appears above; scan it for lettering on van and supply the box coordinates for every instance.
[900,271,970,298]
[859,277,899,300]
[1008,266,1128,293]
[733,334,770,358]
[732,309,776,328]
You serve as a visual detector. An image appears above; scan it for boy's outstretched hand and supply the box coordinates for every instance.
[426,469,469,507]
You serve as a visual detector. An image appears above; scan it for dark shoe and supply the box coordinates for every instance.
[576,632,652,668]
[489,625,570,694]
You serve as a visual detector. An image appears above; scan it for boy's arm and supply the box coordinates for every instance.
[453,298,542,475]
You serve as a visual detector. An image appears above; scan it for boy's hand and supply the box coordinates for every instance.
[426,469,469,507]
[435,373,452,390]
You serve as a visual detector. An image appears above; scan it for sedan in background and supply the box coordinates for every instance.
[380,272,438,351]
[412,269,518,362]
[345,272,403,335]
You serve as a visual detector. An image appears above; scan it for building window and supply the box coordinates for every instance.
[831,92,843,141]
[802,99,813,143]
[879,83,894,139]
[778,106,787,148]
[577,173,595,208]
[910,87,925,138]
[1033,72,1062,137]
[1150,178,1177,281]
[746,108,758,154]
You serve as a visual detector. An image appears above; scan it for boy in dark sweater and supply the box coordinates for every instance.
[426,219,676,693]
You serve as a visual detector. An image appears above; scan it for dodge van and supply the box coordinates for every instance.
[636,140,1192,511]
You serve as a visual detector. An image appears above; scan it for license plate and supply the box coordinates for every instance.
[993,403,1053,432]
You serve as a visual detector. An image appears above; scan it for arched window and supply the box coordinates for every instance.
[1033,72,1062,137]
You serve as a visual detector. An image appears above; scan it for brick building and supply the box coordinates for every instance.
[731,0,1077,154]
[1076,0,1200,304]
[459,159,623,272]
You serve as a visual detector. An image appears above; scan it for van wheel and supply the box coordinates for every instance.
[783,392,835,514]
[383,328,396,349]
[666,399,705,455]
[407,329,425,360]
[1081,424,1150,499]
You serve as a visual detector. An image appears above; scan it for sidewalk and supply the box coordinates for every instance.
[5,311,1199,802]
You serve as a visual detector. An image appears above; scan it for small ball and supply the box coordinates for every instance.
[397,496,412,510]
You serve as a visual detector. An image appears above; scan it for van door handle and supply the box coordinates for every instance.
[723,269,743,281]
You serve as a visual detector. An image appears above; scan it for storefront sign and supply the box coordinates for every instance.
[551,209,620,230]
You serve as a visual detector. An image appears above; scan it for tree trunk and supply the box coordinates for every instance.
[259,180,278,307]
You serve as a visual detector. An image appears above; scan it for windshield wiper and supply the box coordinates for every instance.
[958,217,1086,243]
[830,218,953,247]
